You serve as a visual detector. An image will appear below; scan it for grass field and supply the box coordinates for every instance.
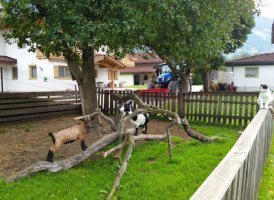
[0,123,240,200]
[125,85,147,89]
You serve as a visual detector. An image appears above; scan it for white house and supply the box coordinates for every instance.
[0,29,134,92]
[120,53,163,86]
[225,53,274,91]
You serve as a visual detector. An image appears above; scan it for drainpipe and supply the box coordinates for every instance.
[0,67,3,93]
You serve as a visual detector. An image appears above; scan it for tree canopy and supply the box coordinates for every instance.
[0,0,138,114]
[0,0,259,94]
[127,0,257,92]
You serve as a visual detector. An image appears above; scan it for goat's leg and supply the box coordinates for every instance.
[258,99,264,109]
[47,150,54,163]
[47,140,62,162]
[143,124,148,134]
[79,135,88,151]
[81,140,88,151]
[134,127,138,136]
[265,100,272,108]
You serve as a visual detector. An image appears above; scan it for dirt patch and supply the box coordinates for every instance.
[0,114,190,179]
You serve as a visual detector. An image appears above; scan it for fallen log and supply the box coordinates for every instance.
[6,131,121,182]
[6,130,167,182]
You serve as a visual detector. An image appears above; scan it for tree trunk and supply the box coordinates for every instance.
[201,71,210,92]
[80,47,97,115]
[180,74,190,93]
[66,47,97,116]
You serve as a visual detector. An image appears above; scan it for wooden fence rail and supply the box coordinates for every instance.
[97,89,259,126]
[0,91,81,122]
[190,109,273,200]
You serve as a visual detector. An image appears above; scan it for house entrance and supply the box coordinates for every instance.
[134,74,140,85]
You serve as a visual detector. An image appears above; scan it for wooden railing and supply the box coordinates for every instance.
[97,89,259,126]
[0,91,81,122]
[190,109,273,200]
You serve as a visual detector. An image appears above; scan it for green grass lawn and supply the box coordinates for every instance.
[0,124,240,200]
[126,85,147,89]
[258,126,274,200]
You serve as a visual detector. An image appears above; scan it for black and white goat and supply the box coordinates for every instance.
[120,101,149,135]
[47,118,91,163]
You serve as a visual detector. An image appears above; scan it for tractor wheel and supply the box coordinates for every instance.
[168,81,179,93]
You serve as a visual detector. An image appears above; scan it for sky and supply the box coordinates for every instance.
[259,0,274,19]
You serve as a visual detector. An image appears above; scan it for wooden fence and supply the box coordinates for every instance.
[0,89,259,126]
[0,91,81,122]
[97,89,259,126]
[190,109,273,200]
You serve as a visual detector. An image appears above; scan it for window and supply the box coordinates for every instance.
[12,67,18,79]
[29,65,37,79]
[245,67,259,78]
[144,74,148,80]
[54,66,71,79]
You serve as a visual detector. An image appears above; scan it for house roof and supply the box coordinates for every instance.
[120,53,163,74]
[225,52,274,66]
[128,53,163,64]
[94,54,127,69]
[0,55,17,65]
[120,65,154,74]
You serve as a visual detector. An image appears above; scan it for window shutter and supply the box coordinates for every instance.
[54,66,59,79]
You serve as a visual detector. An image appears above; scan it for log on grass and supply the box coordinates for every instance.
[6,131,167,182]
[6,131,121,182]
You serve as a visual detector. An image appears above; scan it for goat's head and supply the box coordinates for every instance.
[80,116,94,130]
[260,84,270,93]
[119,101,133,116]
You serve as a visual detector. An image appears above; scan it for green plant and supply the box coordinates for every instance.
[0,128,6,134]
[17,124,33,132]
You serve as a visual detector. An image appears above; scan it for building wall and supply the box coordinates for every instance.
[1,30,122,91]
[120,74,134,86]
[4,43,77,91]
[95,67,120,87]
[226,65,274,91]
[139,73,153,85]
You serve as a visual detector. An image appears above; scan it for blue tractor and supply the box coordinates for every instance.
[147,64,181,92]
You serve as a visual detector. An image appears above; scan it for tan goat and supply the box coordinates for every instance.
[47,118,91,162]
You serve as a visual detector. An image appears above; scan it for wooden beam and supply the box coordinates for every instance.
[111,68,114,90]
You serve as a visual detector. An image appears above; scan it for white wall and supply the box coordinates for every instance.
[3,41,78,92]
[226,65,274,91]
[120,74,134,86]
[95,67,121,87]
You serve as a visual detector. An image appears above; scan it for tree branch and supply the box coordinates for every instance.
[107,133,135,200]
[74,108,117,131]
